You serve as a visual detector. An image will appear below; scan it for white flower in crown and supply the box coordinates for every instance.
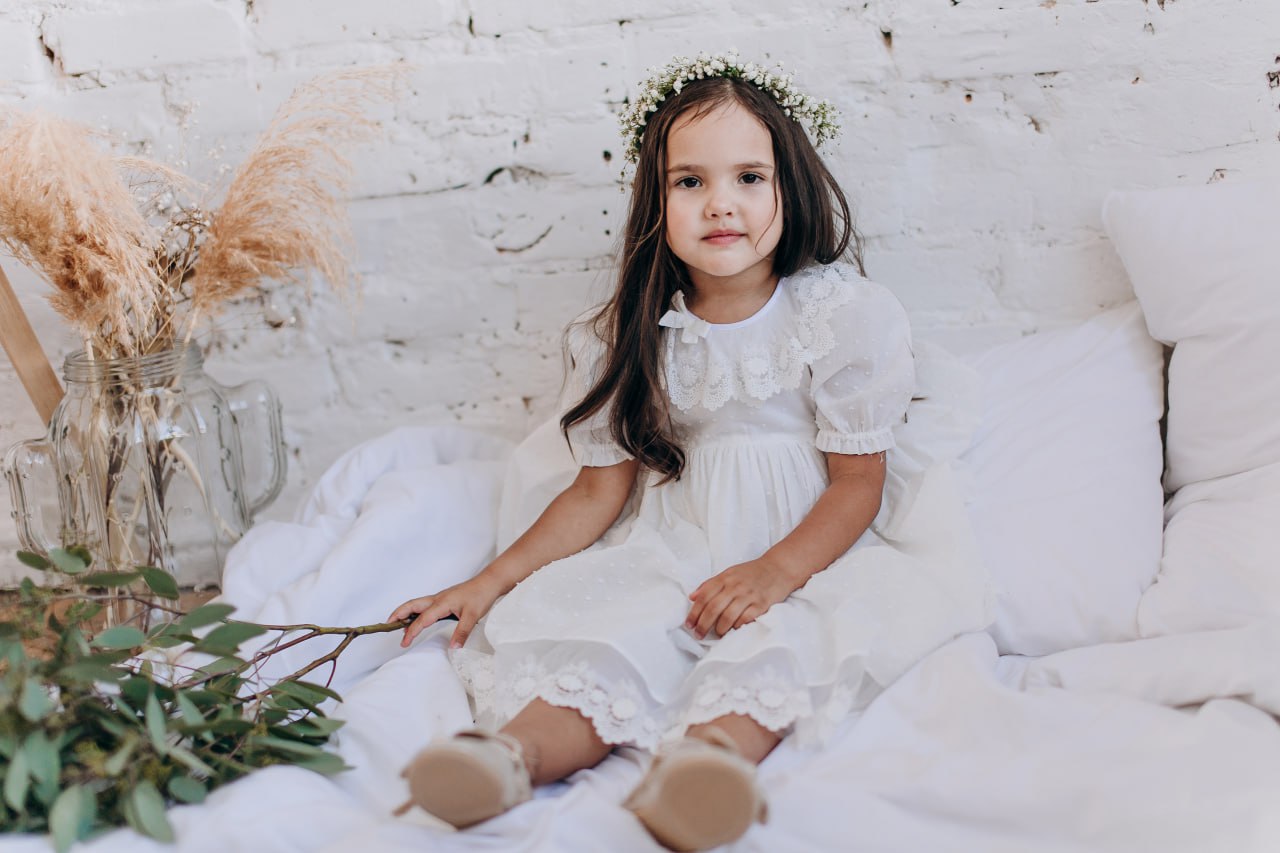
[618,50,841,165]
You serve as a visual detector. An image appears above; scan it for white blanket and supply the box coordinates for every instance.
[6,425,1279,852]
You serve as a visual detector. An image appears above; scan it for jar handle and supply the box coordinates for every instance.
[3,438,59,556]
[225,379,287,517]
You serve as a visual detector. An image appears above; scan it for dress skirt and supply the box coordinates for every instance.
[451,341,992,751]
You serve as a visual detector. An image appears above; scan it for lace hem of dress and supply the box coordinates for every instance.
[675,667,878,748]
[663,264,859,412]
[454,648,873,752]
[455,651,665,749]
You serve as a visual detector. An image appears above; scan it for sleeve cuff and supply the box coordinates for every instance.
[815,427,896,456]
[572,442,634,467]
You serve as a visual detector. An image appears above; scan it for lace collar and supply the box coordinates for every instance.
[660,263,861,412]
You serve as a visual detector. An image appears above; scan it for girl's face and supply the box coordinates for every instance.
[663,101,783,290]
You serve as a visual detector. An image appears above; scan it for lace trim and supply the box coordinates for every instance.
[456,652,665,749]
[677,668,812,732]
[454,649,872,752]
[663,264,859,412]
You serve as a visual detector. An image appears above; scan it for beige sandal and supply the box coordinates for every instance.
[394,729,532,828]
[624,727,768,852]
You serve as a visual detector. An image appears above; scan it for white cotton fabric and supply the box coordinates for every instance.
[1103,181,1280,637]
[453,262,994,750]
[957,301,1166,656]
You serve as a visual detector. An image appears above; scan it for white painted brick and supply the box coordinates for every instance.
[38,80,171,146]
[253,0,451,51]
[515,268,609,338]
[0,20,47,84]
[44,4,246,75]
[471,0,722,36]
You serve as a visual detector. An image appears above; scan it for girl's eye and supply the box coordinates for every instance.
[675,176,701,189]
[741,173,765,184]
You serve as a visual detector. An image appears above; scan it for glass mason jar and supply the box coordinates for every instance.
[4,345,285,616]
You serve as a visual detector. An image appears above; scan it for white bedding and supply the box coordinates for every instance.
[5,425,1279,852]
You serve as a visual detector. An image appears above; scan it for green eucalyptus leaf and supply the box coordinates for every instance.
[48,548,88,575]
[272,679,342,705]
[145,691,169,755]
[119,676,153,708]
[284,716,346,737]
[148,621,196,643]
[102,732,139,777]
[138,566,179,600]
[206,718,253,736]
[175,691,204,727]
[196,622,266,655]
[167,744,215,777]
[168,774,207,804]
[63,599,102,626]
[265,694,310,713]
[248,734,328,757]
[18,677,54,722]
[191,655,246,679]
[58,660,125,685]
[15,550,51,570]
[125,780,174,842]
[78,571,143,588]
[3,744,30,810]
[290,751,348,775]
[91,625,146,650]
[24,732,60,786]
[176,603,237,632]
[49,784,96,853]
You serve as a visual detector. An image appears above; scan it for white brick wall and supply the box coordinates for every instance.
[2,0,1279,584]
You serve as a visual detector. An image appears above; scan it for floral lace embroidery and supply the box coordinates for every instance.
[453,648,875,752]
[662,264,859,412]
[455,652,664,748]
[670,666,814,736]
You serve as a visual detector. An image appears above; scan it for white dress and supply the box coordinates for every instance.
[453,262,993,750]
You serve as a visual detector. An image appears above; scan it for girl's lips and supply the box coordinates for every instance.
[703,232,744,245]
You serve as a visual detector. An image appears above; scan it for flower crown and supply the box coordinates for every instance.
[619,50,840,165]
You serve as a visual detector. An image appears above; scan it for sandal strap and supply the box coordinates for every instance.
[454,729,531,797]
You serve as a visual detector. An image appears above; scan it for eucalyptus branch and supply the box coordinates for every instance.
[4,546,421,851]
[174,618,411,693]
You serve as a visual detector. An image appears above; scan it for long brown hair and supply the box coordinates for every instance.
[562,76,863,483]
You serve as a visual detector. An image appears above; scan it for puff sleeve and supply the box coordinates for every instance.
[809,282,915,455]
[562,318,634,467]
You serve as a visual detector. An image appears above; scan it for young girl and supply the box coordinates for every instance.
[390,52,989,851]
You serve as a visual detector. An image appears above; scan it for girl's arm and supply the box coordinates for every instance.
[392,458,641,648]
[685,451,886,639]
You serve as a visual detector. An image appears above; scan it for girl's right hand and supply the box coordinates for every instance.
[389,574,505,650]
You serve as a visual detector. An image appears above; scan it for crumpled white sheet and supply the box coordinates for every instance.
[5,425,1279,852]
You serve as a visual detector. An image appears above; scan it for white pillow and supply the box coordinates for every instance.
[957,302,1166,656]
[1103,181,1280,636]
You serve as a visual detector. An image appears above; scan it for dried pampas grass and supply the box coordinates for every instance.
[190,66,404,320]
[0,65,406,359]
[0,113,161,356]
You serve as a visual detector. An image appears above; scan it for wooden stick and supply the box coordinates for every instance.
[0,263,63,425]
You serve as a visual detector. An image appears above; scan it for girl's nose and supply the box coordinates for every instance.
[704,191,734,218]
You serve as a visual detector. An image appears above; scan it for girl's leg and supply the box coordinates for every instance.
[501,698,613,785]
[687,713,781,764]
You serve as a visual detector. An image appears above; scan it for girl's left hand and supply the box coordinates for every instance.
[685,557,797,640]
